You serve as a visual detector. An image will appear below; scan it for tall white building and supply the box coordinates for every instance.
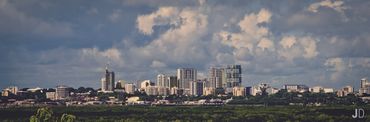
[125,83,135,94]
[208,67,223,88]
[157,74,169,88]
[177,68,197,89]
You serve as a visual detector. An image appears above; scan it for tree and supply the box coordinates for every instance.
[60,114,76,122]
[29,107,53,122]
[30,107,77,122]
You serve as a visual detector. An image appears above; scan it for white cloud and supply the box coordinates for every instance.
[136,7,179,35]
[308,0,347,13]
[278,35,319,61]
[301,36,319,59]
[218,9,273,57]
[81,47,123,65]
[325,57,346,81]
[257,38,274,51]
[150,60,167,68]
[280,36,296,49]
[308,0,348,21]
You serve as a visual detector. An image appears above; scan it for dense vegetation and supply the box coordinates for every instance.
[0,105,369,122]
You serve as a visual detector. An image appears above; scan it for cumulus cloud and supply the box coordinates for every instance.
[308,0,347,13]
[257,38,274,51]
[136,7,180,35]
[308,0,348,21]
[218,8,273,59]
[134,6,209,66]
[81,47,123,65]
[150,60,167,68]
[325,57,346,81]
[278,35,318,61]
[280,36,296,49]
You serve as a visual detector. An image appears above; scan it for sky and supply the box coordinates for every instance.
[0,0,370,89]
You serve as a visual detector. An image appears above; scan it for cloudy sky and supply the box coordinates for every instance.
[1,0,370,89]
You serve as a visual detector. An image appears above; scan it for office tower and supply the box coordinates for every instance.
[223,65,242,88]
[190,80,205,96]
[125,83,135,94]
[157,74,168,88]
[168,76,178,88]
[101,66,115,92]
[177,68,197,89]
[208,67,223,88]
[56,85,69,100]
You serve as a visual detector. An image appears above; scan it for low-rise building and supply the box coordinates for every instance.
[203,87,215,96]
[232,87,246,97]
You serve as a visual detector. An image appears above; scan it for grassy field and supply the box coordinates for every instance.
[0,105,369,122]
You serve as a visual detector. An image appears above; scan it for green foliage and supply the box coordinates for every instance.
[60,114,76,122]
[29,107,53,122]
[28,107,76,122]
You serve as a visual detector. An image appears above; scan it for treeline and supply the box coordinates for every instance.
[0,105,369,121]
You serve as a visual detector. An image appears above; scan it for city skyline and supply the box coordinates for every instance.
[1,0,370,89]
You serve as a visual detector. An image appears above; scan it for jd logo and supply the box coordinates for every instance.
[352,108,365,119]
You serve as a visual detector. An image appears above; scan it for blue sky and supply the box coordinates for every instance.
[1,0,370,89]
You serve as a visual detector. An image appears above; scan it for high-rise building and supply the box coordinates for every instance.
[223,65,242,88]
[125,83,135,94]
[168,76,178,88]
[190,80,205,96]
[101,66,115,92]
[208,67,223,88]
[157,74,168,88]
[56,86,69,100]
[177,68,197,89]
